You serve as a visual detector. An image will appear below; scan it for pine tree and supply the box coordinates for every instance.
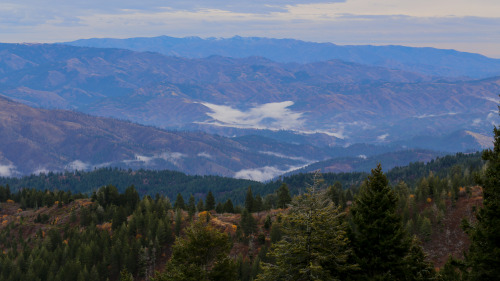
[197,199,204,212]
[465,125,500,280]
[188,194,196,218]
[174,193,185,210]
[240,209,257,236]
[403,237,436,280]
[254,194,263,213]
[257,176,357,281]
[223,199,234,213]
[152,220,237,281]
[205,191,215,211]
[245,186,254,212]
[349,164,413,280]
[215,202,223,213]
[276,183,291,209]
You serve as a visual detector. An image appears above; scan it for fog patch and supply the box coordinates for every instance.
[65,160,90,171]
[33,167,49,175]
[234,164,308,182]
[197,152,213,159]
[377,134,389,141]
[259,151,309,162]
[131,152,186,166]
[199,101,304,130]
[0,164,17,177]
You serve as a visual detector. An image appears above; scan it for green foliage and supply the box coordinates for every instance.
[403,237,437,280]
[0,187,175,281]
[205,191,215,211]
[350,164,418,280]
[153,220,237,281]
[276,183,291,209]
[223,199,234,213]
[245,187,254,212]
[240,209,257,236]
[465,126,500,280]
[174,193,185,210]
[257,175,357,281]
[188,194,196,218]
[196,199,204,212]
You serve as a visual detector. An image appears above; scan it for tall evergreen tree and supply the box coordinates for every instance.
[223,199,234,213]
[254,194,263,213]
[174,193,185,210]
[205,191,215,211]
[197,199,204,212]
[464,125,500,280]
[276,183,291,209]
[349,164,413,280]
[245,187,254,212]
[240,209,257,236]
[188,194,196,218]
[257,176,357,281]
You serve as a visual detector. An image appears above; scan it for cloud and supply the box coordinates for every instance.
[377,134,389,141]
[65,160,90,171]
[199,101,305,130]
[33,167,49,175]
[259,151,310,162]
[358,154,367,159]
[132,152,186,166]
[0,164,17,177]
[298,129,347,139]
[414,112,458,119]
[197,152,213,159]
[234,164,307,181]
[472,118,482,126]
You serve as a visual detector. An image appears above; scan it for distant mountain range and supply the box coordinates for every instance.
[0,43,497,149]
[0,37,497,179]
[66,35,500,79]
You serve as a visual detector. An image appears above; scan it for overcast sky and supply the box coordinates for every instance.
[1,0,499,58]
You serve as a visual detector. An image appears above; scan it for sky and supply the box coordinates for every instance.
[1,0,500,58]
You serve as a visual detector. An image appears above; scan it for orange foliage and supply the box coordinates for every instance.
[426,197,432,203]
[1,220,8,225]
[135,234,142,239]
[97,222,112,232]
[17,208,23,213]
[52,217,60,225]
[6,199,14,204]
[409,194,415,199]
[199,211,211,221]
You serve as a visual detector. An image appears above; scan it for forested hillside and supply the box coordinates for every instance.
[0,149,492,280]
[0,152,482,205]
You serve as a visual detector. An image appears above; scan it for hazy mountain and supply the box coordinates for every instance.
[1,43,498,151]
[65,35,500,79]
[287,149,446,175]
[0,96,309,178]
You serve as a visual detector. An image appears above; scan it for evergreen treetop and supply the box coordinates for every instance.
[349,164,412,280]
[465,125,500,280]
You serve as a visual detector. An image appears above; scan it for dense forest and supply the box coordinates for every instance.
[0,145,496,280]
[0,151,482,205]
